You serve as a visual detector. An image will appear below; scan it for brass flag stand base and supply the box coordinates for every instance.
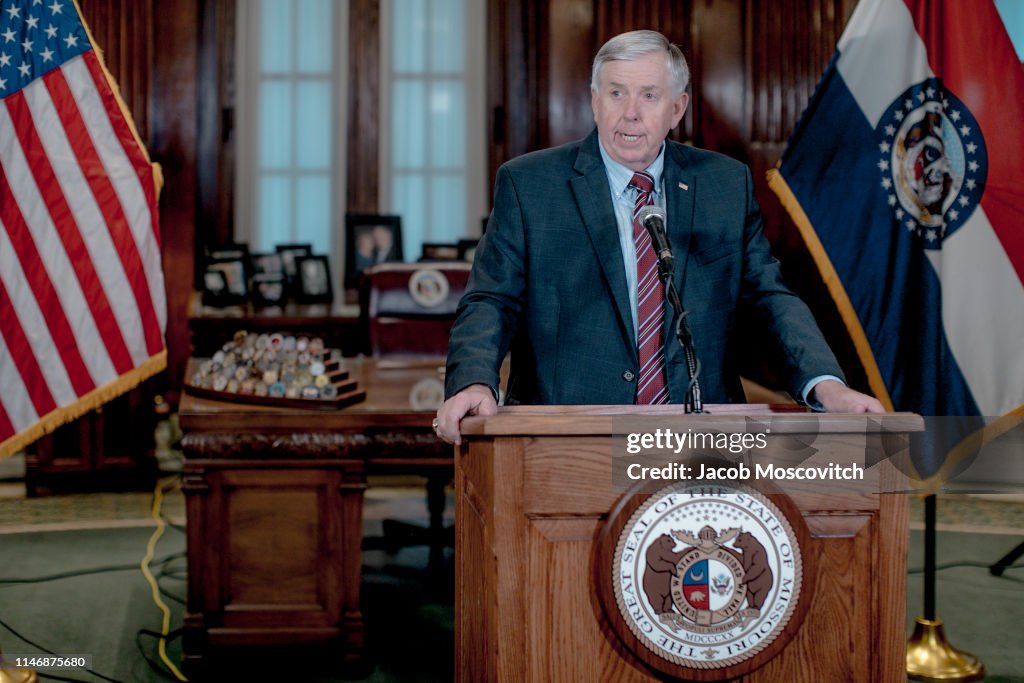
[907,496,985,682]
[0,667,38,683]
[907,617,985,682]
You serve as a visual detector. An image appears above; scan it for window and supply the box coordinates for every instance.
[235,0,348,281]
[234,0,484,279]
[381,0,487,261]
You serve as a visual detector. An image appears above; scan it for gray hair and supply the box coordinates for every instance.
[590,30,690,97]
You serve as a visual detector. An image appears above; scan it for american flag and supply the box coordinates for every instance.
[0,0,166,457]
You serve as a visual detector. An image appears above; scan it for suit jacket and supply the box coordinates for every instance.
[444,130,844,405]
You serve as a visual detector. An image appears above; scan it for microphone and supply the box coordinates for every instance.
[637,205,673,273]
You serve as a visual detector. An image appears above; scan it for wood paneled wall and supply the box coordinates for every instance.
[76,0,869,405]
[78,0,154,141]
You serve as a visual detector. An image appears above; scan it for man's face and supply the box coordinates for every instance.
[591,52,688,171]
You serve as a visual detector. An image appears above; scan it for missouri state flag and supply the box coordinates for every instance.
[0,0,166,457]
[769,0,1024,417]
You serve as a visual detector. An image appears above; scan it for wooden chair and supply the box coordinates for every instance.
[359,263,472,571]
[361,262,471,358]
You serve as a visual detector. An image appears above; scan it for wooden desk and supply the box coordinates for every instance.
[178,356,450,673]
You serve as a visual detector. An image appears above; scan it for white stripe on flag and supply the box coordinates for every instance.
[0,321,38,433]
[0,106,117,387]
[63,57,166,333]
[0,222,78,409]
[837,0,932,128]
[926,208,1024,415]
[21,75,148,369]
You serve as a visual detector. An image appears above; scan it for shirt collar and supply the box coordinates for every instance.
[597,138,666,199]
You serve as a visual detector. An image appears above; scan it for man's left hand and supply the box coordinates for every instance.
[811,380,886,413]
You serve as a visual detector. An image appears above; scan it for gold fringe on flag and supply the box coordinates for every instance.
[71,0,163,198]
[0,351,167,458]
[765,168,894,412]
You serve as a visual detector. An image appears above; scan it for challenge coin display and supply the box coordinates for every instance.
[186,331,365,409]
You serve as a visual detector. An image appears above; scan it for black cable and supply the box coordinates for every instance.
[157,584,185,605]
[38,673,103,683]
[0,615,124,683]
[0,552,185,585]
[908,560,1024,574]
[133,629,184,682]
[161,517,187,534]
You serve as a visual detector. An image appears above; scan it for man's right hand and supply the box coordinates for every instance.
[433,384,498,445]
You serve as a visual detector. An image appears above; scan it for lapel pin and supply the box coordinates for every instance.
[678,182,689,191]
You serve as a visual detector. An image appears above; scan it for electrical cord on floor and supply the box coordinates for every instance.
[135,629,186,682]
[138,476,188,682]
[38,674,110,683]
[0,553,184,585]
[0,614,123,683]
[155,562,186,603]
[908,559,1024,574]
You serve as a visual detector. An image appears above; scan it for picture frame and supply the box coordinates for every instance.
[420,243,460,262]
[202,263,247,307]
[209,242,250,264]
[295,254,334,304]
[250,273,287,308]
[275,243,313,293]
[251,252,284,277]
[344,213,403,288]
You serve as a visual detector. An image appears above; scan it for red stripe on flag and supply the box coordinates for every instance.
[82,52,160,249]
[5,92,135,378]
[904,0,1024,287]
[44,68,164,358]
[0,278,59,418]
[0,163,95,398]
[0,401,15,445]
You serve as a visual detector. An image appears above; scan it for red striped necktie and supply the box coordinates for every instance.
[630,171,669,405]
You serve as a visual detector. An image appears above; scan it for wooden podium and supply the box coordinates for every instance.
[456,405,921,683]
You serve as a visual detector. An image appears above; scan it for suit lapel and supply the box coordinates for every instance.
[662,142,697,373]
[569,132,636,343]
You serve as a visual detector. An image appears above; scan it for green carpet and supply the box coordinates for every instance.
[0,526,189,682]
[0,507,1021,681]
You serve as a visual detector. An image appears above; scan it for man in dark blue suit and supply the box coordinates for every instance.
[434,30,883,444]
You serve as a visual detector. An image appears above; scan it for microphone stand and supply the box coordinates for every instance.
[656,260,703,414]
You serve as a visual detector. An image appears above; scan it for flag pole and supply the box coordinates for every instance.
[906,494,985,681]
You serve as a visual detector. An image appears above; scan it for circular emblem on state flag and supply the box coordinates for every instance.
[597,478,812,680]
[875,78,987,248]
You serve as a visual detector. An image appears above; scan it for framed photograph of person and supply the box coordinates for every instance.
[420,243,460,261]
[275,243,313,293]
[458,239,480,262]
[294,254,334,304]
[201,264,247,307]
[250,273,287,308]
[344,213,403,289]
[251,252,284,277]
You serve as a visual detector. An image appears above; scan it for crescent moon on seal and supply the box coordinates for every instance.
[689,570,704,581]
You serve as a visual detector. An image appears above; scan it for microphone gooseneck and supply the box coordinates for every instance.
[635,204,704,413]
[637,205,674,272]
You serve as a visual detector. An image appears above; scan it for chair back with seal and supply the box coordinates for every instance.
[362,262,472,357]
